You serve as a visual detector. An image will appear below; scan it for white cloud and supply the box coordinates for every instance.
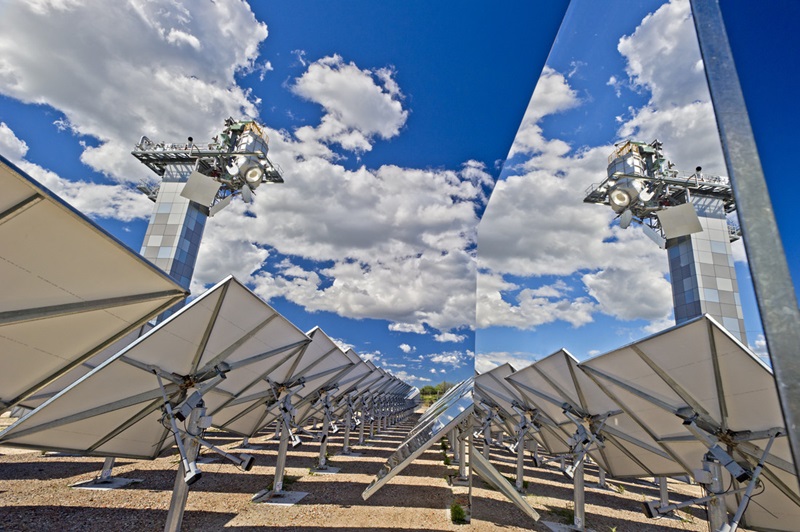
[398,343,414,354]
[291,55,407,154]
[615,0,725,175]
[390,370,430,384]
[328,337,355,354]
[428,350,472,369]
[389,323,427,334]
[0,122,153,221]
[607,75,624,98]
[618,0,706,108]
[0,122,28,159]
[192,221,269,291]
[508,66,580,158]
[477,271,598,330]
[582,266,672,321]
[750,334,769,362]
[361,351,381,364]
[434,332,467,343]
[642,316,676,335]
[241,146,486,332]
[475,351,539,374]
[0,0,266,183]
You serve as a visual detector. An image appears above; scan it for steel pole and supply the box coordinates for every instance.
[691,0,800,479]
[164,407,201,532]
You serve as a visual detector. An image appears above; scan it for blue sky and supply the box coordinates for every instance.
[0,1,796,385]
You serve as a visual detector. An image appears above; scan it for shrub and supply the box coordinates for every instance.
[450,502,467,524]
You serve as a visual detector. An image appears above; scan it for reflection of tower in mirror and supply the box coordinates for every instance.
[584,140,746,342]
[667,193,745,342]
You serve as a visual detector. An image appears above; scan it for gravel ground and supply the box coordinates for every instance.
[0,412,741,531]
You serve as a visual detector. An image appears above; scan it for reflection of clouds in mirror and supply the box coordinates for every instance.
[475,351,540,374]
[476,0,756,366]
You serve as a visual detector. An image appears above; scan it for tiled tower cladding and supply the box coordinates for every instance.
[667,194,746,343]
[139,164,207,290]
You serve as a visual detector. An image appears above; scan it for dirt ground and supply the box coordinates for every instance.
[0,411,733,531]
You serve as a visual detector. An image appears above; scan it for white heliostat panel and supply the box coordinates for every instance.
[507,350,683,478]
[212,326,354,435]
[475,363,525,437]
[504,356,574,456]
[580,316,800,530]
[22,324,153,410]
[330,353,385,421]
[336,349,376,397]
[0,276,310,459]
[0,155,187,412]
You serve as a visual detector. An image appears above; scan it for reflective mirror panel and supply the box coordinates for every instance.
[476,0,766,374]
[362,379,473,500]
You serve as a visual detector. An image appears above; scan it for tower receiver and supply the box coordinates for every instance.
[133,118,283,216]
[583,140,738,242]
[583,140,748,341]
[132,118,284,292]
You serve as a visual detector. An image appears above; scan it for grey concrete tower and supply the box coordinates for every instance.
[132,119,282,292]
[138,165,206,289]
[584,140,746,343]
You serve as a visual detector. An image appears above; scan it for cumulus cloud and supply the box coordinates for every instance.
[390,370,430,384]
[291,55,407,154]
[618,0,706,108]
[0,0,266,184]
[361,351,381,364]
[508,66,580,158]
[750,334,769,363]
[477,272,598,330]
[475,351,540,374]
[191,217,270,291]
[428,350,473,369]
[237,150,486,332]
[398,344,414,354]
[616,0,726,174]
[331,337,356,353]
[582,266,672,321]
[434,332,467,343]
[0,122,152,221]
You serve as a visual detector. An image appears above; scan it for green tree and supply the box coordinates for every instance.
[436,381,455,394]
[420,385,437,395]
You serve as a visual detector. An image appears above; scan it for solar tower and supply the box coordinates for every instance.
[584,140,746,342]
[132,118,282,290]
